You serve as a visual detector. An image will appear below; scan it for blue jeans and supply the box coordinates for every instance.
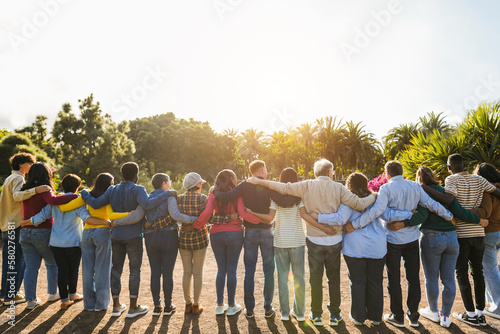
[82,228,112,310]
[1,227,25,298]
[145,229,178,306]
[420,230,459,316]
[244,228,274,313]
[275,247,305,318]
[19,228,58,301]
[344,255,386,323]
[483,231,500,314]
[110,236,143,298]
[210,231,243,305]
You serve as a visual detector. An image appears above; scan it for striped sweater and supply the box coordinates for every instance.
[445,172,496,238]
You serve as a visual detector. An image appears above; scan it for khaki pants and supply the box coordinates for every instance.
[179,247,207,305]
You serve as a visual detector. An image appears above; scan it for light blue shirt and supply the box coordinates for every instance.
[319,204,411,258]
[30,192,90,247]
[350,175,453,245]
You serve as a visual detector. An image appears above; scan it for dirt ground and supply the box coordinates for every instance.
[0,242,500,334]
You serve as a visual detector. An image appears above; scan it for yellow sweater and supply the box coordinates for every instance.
[59,196,128,229]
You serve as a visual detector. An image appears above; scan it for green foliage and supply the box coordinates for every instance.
[129,113,242,184]
[0,133,53,180]
[0,129,10,141]
[400,102,500,181]
[52,94,135,185]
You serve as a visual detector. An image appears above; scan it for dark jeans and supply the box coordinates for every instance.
[211,231,243,305]
[456,237,485,312]
[111,237,143,298]
[243,229,275,312]
[386,240,421,322]
[145,229,178,306]
[306,238,342,317]
[344,255,386,323]
[50,246,82,302]
[1,227,25,298]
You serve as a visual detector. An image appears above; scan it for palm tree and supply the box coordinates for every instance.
[383,123,419,160]
[222,128,239,139]
[418,111,453,137]
[342,121,381,172]
[315,116,346,174]
[239,128,264,177]
[295,123,317,178]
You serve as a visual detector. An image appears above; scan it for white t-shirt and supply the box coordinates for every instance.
[271,200,306,248]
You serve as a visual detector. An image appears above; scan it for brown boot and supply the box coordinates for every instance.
[185,303,193,314]
[192,304,203,315]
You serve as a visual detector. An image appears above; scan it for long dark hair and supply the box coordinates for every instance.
[89,173,114,198]
[474,163,500,184]
[415,166,440,186]
[278,167,301,207]
[214,169,237,214]
[345,172,371,198]
[21,162,54,191]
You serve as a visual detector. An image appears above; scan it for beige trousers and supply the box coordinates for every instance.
[179,247,207,305]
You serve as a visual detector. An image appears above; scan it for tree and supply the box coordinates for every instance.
[399,102,500,181]
[418,111,453,137]
[15,115,48,148]
[383,123,419,160]
[0,133,52,180]
[341,121,383,178]
[295,123,317,178]
[315,116,346,178]
[52,94,135,185]
[239,128,264,177]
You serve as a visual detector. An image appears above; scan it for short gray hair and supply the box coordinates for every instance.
[314,159,333,177]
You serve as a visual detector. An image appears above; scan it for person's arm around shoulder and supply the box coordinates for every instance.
[81,188,110,209]
[135,185,173,210]
[12,177,50,201]
[213,182,244,203]
[247,177,306,197]
[350,188,388,230]
[418,186,453,221]
[42,190,78,205]
[59,196,86,212]
[340,184,376,211]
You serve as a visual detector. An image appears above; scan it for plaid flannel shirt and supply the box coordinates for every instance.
[149,191,231,250]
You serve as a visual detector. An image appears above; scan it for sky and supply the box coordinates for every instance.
[1,0,500,142]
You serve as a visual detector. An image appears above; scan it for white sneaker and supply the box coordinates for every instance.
[111,303,127,317]
[440,314,452,328]
[26,297,41,310]
[227,303,242,316]
[126,305,149,318]
[47,292,60,302]
[349,313,364,326]
[291,309,305,322]
[420,306,440,323]
[281,314,290,321]
[215,304,228,315]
